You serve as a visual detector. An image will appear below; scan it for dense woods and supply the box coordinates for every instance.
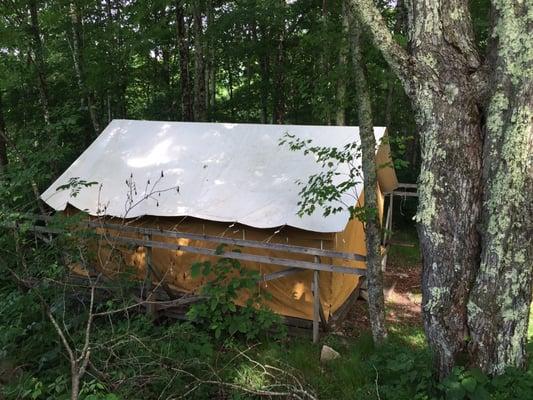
[0,0,531,399]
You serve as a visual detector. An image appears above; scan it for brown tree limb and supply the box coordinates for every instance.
[348,0,413,90]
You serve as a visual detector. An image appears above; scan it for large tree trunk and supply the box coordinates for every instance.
[467,0,533,375]
[351,0,532,378]
[176,1,194,121]
[28,0,51,125]
[351,0,483,378]
[349,12,387,344]
[410,3,483,376]
[414,80,482,379]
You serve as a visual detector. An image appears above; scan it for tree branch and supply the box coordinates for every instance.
[348,0,413,90]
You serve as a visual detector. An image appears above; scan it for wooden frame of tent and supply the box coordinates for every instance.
[11,186,414,343]
[10,193,402,343]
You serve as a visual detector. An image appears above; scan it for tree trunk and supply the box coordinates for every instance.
[205,0,215,119]
[351,0,483,378]
[69,1,100,142]
[336,2,349,126]
[0,95,8,175]
[28,0,51,126]
[351,0,532,378]
[272,1,286,124]
[349,12,387,344]
[192,0,207,122]
[176,1,194,121]
[252,22,270,124]
[320,0,331,124]
[404,1,483,379]
[467,0,533,375]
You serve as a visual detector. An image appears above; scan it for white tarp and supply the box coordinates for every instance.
[41,120,386,233]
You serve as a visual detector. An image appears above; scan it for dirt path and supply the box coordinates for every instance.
[334,245,423,336]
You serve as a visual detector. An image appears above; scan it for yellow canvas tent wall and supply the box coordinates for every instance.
[41,120,398,321]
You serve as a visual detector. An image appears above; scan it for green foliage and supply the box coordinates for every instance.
[279,133,370,219]
[279,132,412,223]
[187,245,284,340]
[54,177,98,198]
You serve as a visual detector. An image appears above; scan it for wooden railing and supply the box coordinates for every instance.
[6,214,369,343]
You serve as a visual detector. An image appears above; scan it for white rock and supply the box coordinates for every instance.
[320,345,340,362]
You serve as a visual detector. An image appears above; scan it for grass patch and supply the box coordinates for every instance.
[388,228,421,268]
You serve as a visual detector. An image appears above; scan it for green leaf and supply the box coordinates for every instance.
[461,376,477,393]
[191,262,202,278]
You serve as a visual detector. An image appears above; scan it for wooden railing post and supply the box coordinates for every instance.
[143,233,155,316]
[381,193,394,271]
[312,261,320,343]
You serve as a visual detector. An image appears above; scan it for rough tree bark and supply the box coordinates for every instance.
[176,1,194,121]
[350,0,532,378]
[349,12,387,344]
[467,1,533,375]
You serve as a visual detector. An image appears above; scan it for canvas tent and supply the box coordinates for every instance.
[41,119,398,322]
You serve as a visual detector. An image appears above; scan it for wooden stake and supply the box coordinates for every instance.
[144,233,155,316]
[312,268,320,343]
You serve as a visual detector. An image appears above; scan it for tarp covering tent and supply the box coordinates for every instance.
[41,120,398,321]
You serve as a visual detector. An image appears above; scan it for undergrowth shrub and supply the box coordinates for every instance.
[187,245,285,340]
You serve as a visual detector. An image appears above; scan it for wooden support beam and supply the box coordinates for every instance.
[143,233,156,316]
[5,223,368,276]
[312,269,320,343]
[88,220,366,262]
[382,193,393,271]
[99,234,368,276]
[387,190,418,197]
[16,214,368,262]
[395,182,417,189]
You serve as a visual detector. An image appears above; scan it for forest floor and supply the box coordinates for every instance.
[2,228,532,400]
[336,228,423,337]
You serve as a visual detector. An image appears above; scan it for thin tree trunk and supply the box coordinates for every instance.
[69,1,100,142]
[0,95,8,175]
[320,0,331,124]
[253,23,269,124]
[162,46,174,118]
[28,0,51,125]
[272,28,286,122]
[205,0,215,119]
[192,0,207,121]
[228,59,235,120]
[349,12,387,344]
[176,1,194,121]
[336,2,349,126]
[467,0,533,375]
